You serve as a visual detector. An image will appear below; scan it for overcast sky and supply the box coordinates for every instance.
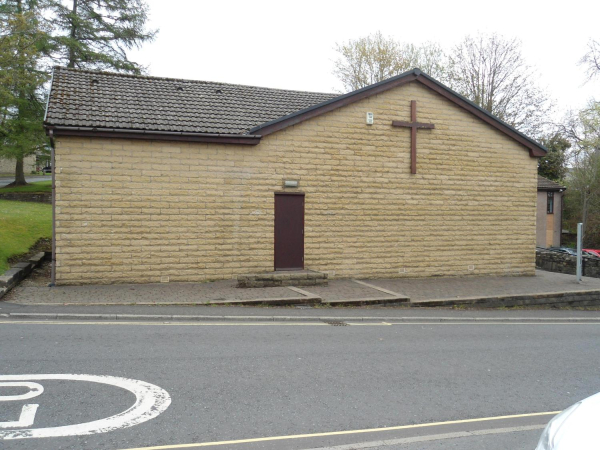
[129,0,599,120]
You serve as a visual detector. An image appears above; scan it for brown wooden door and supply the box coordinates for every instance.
[274,193,304,270]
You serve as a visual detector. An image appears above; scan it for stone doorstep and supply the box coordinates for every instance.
[238,280,329,288]
[237,270,328,288]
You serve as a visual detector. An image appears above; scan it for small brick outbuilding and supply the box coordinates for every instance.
[536,175,566,248]
[44,67,546,285]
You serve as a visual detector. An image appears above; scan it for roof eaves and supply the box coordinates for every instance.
[46,125,262,145]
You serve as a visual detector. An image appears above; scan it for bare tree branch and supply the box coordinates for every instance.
[580,39,600,81]
[448,33,554,139]
[333,32,447,92]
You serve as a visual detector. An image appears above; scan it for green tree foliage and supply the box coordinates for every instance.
[0,0,157,184]
[46,0,157,74]
[447,33,553,139]
[538,133,569,181]
[0,0,49,186]
[562,101,600,247]
[333,31,447,92]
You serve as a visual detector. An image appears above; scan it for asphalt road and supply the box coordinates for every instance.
[0,175,51,187]
[1,317,599,450]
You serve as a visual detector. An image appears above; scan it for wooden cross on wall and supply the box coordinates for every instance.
[392,100,435,174]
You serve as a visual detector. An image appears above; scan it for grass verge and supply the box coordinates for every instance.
[0,180,52,194]
[0,200,52,273]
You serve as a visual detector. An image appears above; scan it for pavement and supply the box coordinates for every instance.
[1,317,597,449]
[0,174,51,187]
[4,261,600,310]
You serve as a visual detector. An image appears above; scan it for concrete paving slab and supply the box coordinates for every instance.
[304,279,395,301]
[364,270,600,301]
[4,276,302,305]
[3,261,600,309]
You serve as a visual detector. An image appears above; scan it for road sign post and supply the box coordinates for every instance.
[577,223,583,283]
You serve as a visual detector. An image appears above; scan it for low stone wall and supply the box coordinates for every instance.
[412,290,600,308]
[0,252,50,299]
[0,193,51,204]
[536,249,600,278]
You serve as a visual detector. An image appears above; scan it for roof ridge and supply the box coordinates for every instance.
[53,66,337,97]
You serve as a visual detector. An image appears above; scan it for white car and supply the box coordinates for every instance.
[536,392,600,449]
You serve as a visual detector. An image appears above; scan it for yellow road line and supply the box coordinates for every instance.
[120,411,559,450]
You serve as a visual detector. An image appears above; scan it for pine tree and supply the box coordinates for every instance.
[538,133,569,182]
[47,0,157,74]
[0,0,49,186]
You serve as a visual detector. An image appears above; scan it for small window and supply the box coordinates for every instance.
[547,192,554,214]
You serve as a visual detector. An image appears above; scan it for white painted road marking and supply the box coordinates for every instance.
[0,382,44,429]
[0,374,171,440]
[0,382,44,401]
[0,404,39,429]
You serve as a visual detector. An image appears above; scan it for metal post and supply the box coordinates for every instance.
[577,223,583,283]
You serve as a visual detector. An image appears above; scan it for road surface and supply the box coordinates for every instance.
[1,316,598,449]
[0,175,51,187]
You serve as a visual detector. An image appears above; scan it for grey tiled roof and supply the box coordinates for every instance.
[538,175,566,191]
[45,67,338,135]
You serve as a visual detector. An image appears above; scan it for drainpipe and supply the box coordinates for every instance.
[45,68,56,287]
[49,129,56,287]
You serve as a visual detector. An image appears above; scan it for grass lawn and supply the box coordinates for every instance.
[0,180,52,194]
[0,200,52,273]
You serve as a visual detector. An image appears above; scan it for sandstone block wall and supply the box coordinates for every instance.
[54,81,538,284]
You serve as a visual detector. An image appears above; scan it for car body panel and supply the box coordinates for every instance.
[537,392,600,450]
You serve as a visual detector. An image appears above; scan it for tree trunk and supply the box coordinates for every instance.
[67,0,78,68]
[8,157,28,187]
[9,0,27,187]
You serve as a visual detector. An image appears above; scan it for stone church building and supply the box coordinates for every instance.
[44,67,546,285]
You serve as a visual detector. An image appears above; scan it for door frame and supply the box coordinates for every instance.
[274,191,305,271]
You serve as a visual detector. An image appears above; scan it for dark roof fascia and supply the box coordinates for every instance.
[249,72,418,136]
[249,69,547,158]
[537,180,567,192]
[538,186,566,192]
[415,74,546,157]
[45,126,262,145]
[43,67,56,123]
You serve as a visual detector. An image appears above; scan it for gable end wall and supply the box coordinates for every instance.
[53,81,537,284]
